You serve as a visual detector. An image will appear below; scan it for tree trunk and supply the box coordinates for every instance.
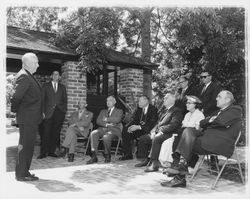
[140,9,152,101]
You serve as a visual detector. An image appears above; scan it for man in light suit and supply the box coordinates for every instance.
[135,92,183,171]
[38,71,67,159]
[163,90,242,188]
[86,96,123,164]
[11,52,42,181]
[61,101,93,162]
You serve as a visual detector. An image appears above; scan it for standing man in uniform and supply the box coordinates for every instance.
[38,71,67,158]
[11,52,42,181]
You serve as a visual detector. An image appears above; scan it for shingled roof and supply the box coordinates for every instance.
[7,26,158,69]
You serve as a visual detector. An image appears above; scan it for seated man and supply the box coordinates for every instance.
[136,92,183,171]
[61,101,93,162]
[119,95,158,160]
[162,90,242,188]
[87,96,123,164]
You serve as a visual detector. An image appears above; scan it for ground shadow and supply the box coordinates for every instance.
[25,179,82,192]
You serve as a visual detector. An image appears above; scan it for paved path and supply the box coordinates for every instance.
[1,125,249,199]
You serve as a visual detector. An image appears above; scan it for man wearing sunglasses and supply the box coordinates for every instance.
[198,70,221,117]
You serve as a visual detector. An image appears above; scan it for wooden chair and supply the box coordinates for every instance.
[190,131,245,189]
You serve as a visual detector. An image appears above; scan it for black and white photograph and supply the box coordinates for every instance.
[0,0,249,198]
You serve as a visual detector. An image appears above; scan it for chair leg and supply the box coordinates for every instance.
[83,137,90,159]
[234,152,245,184]
[211,159,228,189]
[191,155,205,181]
[114,138,121,161]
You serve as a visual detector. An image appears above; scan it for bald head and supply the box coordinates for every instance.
[22,53,39,74]
[216,90,235,109]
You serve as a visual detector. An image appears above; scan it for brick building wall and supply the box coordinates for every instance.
[60,61,87,136]
[119,68,144,109]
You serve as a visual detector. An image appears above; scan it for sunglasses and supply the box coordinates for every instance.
[186,102,195,105]
[200,75,209,79]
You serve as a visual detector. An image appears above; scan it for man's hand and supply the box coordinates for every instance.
[128,125,141,133]
[42,113,45,119]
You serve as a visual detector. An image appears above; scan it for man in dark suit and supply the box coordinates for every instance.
[86,96,123,164]
[119,95,158,161]
[198,70,221,117]
[135,92,183,171]
[38,71,67,158]
[175,76,195,114]
[163,90,242,188]
[11,52,42,181]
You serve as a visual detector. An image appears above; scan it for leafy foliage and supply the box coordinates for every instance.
[7,7,66,32]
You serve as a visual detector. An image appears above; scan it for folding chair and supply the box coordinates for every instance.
[84,123,123,161]
[190,131,245,189]
[76,123,93,155]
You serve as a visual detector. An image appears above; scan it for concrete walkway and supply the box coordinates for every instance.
[2,124,249,199]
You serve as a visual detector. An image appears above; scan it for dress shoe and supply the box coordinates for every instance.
[48,153,59,158]
[37,154,47,159]
[104,153,111,163]
[16,175,39,181]
[119,154,133,161]
[68,153,74,162]
[160,175,186,188]
[144,165,159,172]
[86,151,98,164]
[166,163,189,175]
[135,158,150,167]
[60,147,69,158]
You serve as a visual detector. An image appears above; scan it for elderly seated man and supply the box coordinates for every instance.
[61,101,93,162]
[87,96,123,164]
[162,90,242,188]
[135,91,183,171]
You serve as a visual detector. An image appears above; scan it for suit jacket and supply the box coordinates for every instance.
[42,81,67,119]
[128,104,158,134]
[153,105,183,135]
[97,107,123,134]
[68,110,93,137]
[175,86,194,114]
[199,105,242,158]
[198,81,221,117]
[11,69,42,125]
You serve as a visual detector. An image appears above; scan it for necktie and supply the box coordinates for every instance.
[107,109,111,117]
[201,85,206,95]
[53,82,57,92]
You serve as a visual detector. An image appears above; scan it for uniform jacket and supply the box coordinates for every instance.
[128,104,158,134]
[42,81,67,119]
[198,81,221,117]
[11,69,42,125]
[68,110,93,137]
[199,105,242,158]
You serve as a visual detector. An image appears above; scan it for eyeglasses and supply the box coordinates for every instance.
[200,75,209,79]
[186,102,195,105]
[179,80,186,84]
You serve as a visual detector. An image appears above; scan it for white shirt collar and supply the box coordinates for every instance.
[143,105,149,114]
[204,81,211,89]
